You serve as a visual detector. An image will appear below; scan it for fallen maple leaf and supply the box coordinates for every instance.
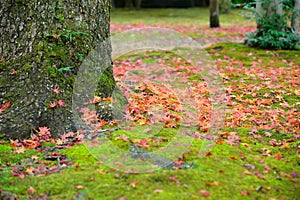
[10,139,22,147]
[230,156,237,160]
[31,155,39,160]
[51,34,59,38]
[75,185,84,189]
[0,101,10,113]
[97,169,105,174]
[154,189,163,193]
[25,167,35,175]
[56,139,63,145]
[49,102,56,108]
[205,181,219,187]
[240,191,249,196]
[205,152,212,156]
[19,173,25,179]
[272,153,282,160]
[14,147,25,154]
[114,173,120,179]
[38,126,51,141]
[129,181,139,188]
[23,139,39,148]
[58,100,65,107]
[53,88,60,94]
[169,176,180,184]
[264,132,272,137]
[28,186,35,195]
[199,190,210,197]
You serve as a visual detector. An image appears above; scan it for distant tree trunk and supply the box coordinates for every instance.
[210,0,220,28]
[266,0,282,16]
[0,0,115,139]
[112,0,116,8]
[125,0,134,8]
[134,0,143,9]
[256,0,263,29]
[219,0,231,14]
[292,0,300,33]
[256,0,284,31]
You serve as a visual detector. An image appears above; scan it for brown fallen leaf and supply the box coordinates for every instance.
[205,181,219,187]
[129,181,139,188]
[97,169,105,174]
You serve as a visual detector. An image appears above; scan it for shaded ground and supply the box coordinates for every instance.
[0,8,299,200]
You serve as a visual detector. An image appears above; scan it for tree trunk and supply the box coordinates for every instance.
[111,0,116,8]
[125,0,134,8]
[134,0,143,9]
[266,0,282,16]
[292,0,300,33]
[256,0,263,30]
[219,0,231,14]
[210,0,220,28]
[0,0,115,139]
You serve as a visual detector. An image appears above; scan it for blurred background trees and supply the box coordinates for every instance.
[111,0,255,9]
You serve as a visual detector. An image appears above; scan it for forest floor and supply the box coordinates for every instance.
[0,8,299,200]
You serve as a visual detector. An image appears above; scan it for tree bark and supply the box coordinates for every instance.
[210,0,220,28]
[0,0,115,139]
[267,0,282,17]
[256,0,263,30]
[292,0,300,33]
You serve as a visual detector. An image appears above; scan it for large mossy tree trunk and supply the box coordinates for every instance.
[0,0,115,139]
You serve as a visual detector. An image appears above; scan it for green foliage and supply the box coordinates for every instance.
[60,30,87,42]
[57,66,75,72]
[244,0,300,50]
[245,23,300,49]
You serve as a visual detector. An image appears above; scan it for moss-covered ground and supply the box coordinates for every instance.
[1,8,299,200]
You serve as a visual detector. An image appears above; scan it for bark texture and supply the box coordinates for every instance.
[210,0,220,28]
[266,0,282,17]
[256,0,263,29]
[0,0,115,139]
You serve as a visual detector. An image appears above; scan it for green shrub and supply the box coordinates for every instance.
[244,0,300,50]
[245,28,300,49]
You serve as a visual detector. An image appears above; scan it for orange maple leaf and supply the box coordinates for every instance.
[0,101,10,113]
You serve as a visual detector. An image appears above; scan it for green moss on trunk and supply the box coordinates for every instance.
[0,0,115,139]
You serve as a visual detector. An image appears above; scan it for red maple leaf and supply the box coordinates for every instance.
[199,190,210,197]
[58,100,65,107]
[53,88,60,94]
[272,153,282,160]
[49,102,56,108]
